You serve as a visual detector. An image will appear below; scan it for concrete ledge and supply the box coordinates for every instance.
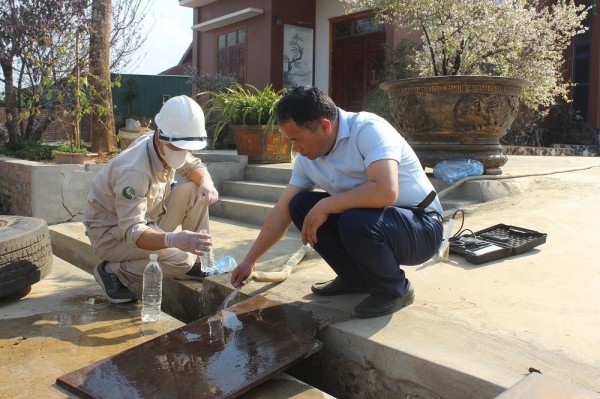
[496,373,600,399]
[0,154,247,226]
[48,219,307,323]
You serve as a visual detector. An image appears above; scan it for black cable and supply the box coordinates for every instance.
[450,209,466,238]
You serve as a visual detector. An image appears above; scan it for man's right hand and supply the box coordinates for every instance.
[231,260,254,288]
[164,230,211,256]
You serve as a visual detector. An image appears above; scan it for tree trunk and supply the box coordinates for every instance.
[89,0,116,153]
[1,58,20,144]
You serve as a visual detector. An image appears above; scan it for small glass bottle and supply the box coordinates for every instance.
[141,253,162,322]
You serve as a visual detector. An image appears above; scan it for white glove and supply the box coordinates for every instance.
[164,230,211,255]
[197,181,219,205]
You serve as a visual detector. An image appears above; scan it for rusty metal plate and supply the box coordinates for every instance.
[57,296,319,399]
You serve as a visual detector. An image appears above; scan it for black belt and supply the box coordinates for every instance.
[425,211,443,223]
[417,190,437,209]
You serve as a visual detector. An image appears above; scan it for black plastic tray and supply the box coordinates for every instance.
[449,224,547,264]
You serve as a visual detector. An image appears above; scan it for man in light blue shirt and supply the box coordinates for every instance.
[231,86,443,318]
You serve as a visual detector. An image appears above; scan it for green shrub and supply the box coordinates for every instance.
[53,143,90,154]
[0,141,56,161]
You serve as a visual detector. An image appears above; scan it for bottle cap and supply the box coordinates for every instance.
[149,253,158,261]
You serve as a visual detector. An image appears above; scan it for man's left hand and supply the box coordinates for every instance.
[302,202,328,247]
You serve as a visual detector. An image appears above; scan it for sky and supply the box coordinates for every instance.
[121,1,194,75]
[0,2,192,94]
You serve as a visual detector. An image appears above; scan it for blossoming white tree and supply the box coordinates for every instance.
[341,0,589,114]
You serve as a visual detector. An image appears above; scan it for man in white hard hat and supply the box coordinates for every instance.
[83,95,219,303]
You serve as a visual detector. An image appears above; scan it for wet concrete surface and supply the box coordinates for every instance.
[0,256,333,399]
[57,296,320,399]
[0,256,182,399]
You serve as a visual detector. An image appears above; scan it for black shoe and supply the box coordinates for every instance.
[311,277,370,296]
[175,262,208,281]
[352,280,415,318]
[93,261,137,304]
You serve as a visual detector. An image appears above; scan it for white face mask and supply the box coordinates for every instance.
[161,146,189,170]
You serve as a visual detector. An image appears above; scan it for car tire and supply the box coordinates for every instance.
[0,216,53,298]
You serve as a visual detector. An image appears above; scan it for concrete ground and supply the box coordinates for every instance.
[203,154,600,397]
[0,256,333,398]
[0,256,182,398]
[2,155,600,398]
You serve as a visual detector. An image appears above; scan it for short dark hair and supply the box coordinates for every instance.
[276,86,338,130]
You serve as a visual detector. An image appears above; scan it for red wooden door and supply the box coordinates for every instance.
[330,14,386,112]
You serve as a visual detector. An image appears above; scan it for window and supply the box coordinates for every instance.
[333,15,383,40]
[355,16,384,34]
[218,28,247,83]
[571,12,592,121]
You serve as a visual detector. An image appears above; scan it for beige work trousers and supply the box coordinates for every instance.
[89,182,209,287]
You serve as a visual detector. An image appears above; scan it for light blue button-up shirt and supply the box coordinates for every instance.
[289,109,442,214]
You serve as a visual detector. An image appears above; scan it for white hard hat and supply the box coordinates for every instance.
[155,95,208,151]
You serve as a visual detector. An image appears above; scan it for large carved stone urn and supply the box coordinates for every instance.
[380,76,529,174]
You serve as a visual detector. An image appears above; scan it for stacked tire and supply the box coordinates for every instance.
[0,216,53,298]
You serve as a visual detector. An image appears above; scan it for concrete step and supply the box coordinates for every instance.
[222,180,286,203]
[210,195,274,226]
[213,163,509,227]
[244,163,293,184]
[208,163,290,225]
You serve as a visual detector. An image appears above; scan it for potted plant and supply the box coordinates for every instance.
[341,0,589,173]
[202,83,292,164]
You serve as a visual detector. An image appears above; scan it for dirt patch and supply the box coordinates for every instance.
[93,152,114,164]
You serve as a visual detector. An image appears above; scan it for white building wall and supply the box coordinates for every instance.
[314,0,346,93]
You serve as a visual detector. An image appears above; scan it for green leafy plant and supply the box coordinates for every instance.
[201,83,287,148]
[53,142,90,154]
[0,141,56,161]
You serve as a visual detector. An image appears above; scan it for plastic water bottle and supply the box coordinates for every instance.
[141,253,162,322]
[207,256,238,276]
[199,229,216,274]
[433,159,484,184]
[200,247,216,274]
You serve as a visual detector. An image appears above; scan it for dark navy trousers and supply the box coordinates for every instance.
[289,191,443,297]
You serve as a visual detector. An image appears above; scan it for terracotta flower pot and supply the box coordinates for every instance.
[380,76,530,174]
[231,125,293,164]
[53,151,98,165]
